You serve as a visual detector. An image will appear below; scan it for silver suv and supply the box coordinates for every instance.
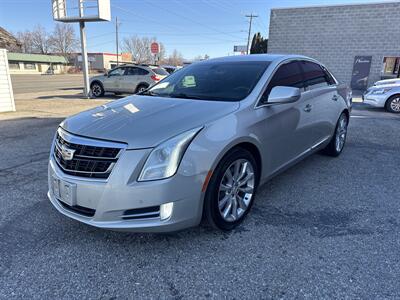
[48,55,351,232]
[90,64,169,97]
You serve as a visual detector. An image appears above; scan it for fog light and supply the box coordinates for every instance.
[160,202,174,220]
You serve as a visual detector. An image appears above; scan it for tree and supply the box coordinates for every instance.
[121,36,165,64]
[49,23,79,57]
[250,32,268,54]
[165,49,183,66]
[29,25,51,54]
[15,31,33,53]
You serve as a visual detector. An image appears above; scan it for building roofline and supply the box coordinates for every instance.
[271,0,400,11]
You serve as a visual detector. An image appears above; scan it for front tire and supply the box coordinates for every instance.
[204,148,259,231]
[90,82,104,97]
[322,112,348,157]
[385,95,400,113]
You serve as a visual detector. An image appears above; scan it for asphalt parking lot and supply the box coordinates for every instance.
[0,103,399,299]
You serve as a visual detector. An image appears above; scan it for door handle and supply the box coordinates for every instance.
[304,104,312,112]
[332,95,338,101]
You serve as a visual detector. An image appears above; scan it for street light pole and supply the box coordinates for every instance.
[245,13,258,55]
[115,16,120,66]
[79,0,89,98]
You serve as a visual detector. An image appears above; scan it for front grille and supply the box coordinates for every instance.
[122,206,160,220]
[53,130,123,179]
[58,200,96,217]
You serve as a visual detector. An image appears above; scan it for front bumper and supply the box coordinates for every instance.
[362,93,387,108]
[47,149,205,232]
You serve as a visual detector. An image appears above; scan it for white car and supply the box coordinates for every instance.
[363,83,400,113]
[373,78,400,86]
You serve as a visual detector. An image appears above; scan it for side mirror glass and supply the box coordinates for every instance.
[267,86,301,104]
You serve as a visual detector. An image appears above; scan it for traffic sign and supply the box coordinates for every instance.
[151,42,160,54]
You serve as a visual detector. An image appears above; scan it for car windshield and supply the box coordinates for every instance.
[145,61,271,101]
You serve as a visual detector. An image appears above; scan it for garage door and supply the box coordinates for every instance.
[0,49,16,112]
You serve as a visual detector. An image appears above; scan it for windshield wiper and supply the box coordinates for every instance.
[140,90,158,96]
[170,93,205,100]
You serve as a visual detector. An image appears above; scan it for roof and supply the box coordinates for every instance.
[7,52,68,64]
[272,0,400,11]
[206,54,309,63]
[0,27,22,51]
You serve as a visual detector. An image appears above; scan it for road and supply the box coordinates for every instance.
[0,105,399,299]
[11,74,84,95]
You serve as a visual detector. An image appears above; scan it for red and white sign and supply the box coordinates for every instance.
[150,42,160,54]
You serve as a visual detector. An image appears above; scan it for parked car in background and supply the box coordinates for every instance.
[90,64,169,97]
[373,78,400,86]
[48,54,351,232]
[363,83,400,113]
[161,65,178,74]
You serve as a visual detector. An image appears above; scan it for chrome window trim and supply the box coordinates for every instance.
[254,57,338,109]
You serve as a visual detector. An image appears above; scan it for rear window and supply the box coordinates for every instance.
[152,67,169,76]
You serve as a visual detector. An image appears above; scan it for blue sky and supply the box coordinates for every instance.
[0,0,393,59]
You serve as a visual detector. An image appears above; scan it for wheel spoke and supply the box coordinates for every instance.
[225,168,234,185]
[237,195,248,210]
[238,186,253,193]
[233,161,241,180]
[231,197,238,220]
[222,199,233,219]
[218,195,230,210]
[238,172,254,187]
[236,162,248,182]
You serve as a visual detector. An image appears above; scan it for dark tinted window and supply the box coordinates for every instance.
[125,67,139,75]
[300,61,330,90]
[108,67,124,76]
[137,68,149,75]
[152,67,169,76]
[148,61,271,102]
[263,61,304,100]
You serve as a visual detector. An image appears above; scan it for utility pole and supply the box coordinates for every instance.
[115,16,121,66]
[79,0,89,98]
[245,13,258,55]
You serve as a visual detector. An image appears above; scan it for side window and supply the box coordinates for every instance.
[137,68,150,76]
[300,61,330,90]
[108,68,124,76]
[322,67,337,85]
[125,67,139,76]
[262,61,304,101]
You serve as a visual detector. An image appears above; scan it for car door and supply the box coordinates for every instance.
[256,60,316,173]
[120,67,141,93]
[299,61,340,145]
[103,67,125,92]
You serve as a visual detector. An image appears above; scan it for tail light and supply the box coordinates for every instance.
[151,75,161,81]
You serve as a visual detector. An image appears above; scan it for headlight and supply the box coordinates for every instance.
[371,88,392,95]
[138,127,202,181]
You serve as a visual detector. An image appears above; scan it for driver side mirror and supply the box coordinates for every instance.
[266,86,301,104]
[104,71,109,77]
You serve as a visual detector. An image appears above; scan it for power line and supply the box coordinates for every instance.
[245,13,258,55]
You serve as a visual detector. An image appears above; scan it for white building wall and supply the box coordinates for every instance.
[0,49,16,112]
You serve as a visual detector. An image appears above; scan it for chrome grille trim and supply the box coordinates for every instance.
[53,128,126,180]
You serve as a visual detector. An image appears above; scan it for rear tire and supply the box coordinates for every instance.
[385,95,400,113]
[322,112,348,157]
[136,84,148,94]
[203,148,259,231]
[90,82,104,97]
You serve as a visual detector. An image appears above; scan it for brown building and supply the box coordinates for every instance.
[0,27,22,52]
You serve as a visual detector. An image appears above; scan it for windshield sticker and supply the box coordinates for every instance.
[182,76,196,87]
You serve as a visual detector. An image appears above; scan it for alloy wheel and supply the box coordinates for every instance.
[92,84,102,97]
[335,114,348,152]
[218,159,255,222]
[390,97,400,112]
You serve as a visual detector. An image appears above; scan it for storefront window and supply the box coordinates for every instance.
[382,57,400,76]
[8,61,20,69]
[24,63,36,70]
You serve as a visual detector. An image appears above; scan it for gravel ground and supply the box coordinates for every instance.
[0,104,399,299]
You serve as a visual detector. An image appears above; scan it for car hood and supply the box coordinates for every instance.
[60,95,239,149]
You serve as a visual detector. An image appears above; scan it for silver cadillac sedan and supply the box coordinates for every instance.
[48,54,351,232]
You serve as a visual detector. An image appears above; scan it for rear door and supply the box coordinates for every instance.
[299,61,339,144]
[120,67,141,93]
